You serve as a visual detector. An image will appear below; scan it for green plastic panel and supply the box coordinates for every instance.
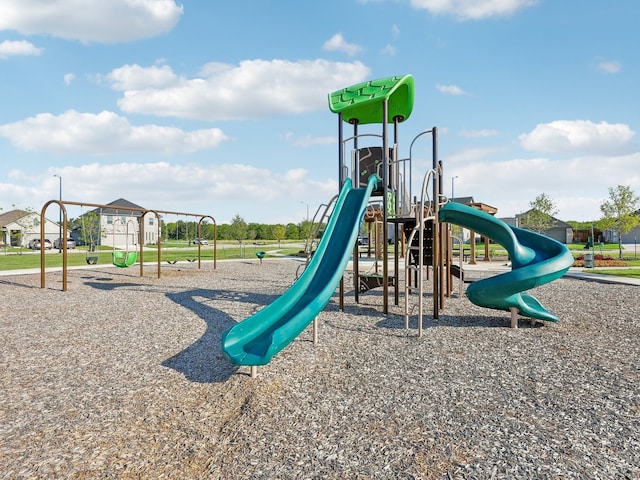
[112,251,137,268]
[328,75,415,125]
[221,176,378,366]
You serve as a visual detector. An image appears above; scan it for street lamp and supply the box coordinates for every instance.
[53,175,62,252]
[300,201,309,222]
[451,175,459,202]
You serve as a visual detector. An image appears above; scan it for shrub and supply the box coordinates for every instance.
[573,254,627,267]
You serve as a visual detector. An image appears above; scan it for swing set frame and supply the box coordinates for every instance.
[39,199,217,291]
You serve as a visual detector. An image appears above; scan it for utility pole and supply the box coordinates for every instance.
[451,175,458,201]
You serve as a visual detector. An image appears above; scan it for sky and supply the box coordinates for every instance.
[0,0,638,225]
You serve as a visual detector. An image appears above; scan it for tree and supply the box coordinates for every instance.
[200,221,215,240]
[73,211,101,250]
[214,224,227,240]
[285,223,299,239]
[598,185,640,259]
[298,219,313,241]
[272,224,286,247]
[520,193,558,234]
[229,214,247,244]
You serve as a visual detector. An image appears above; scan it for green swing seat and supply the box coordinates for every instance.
[112,251,137,268]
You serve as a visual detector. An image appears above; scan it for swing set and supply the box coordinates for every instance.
[164,216,198,265]
[39,199,217,291]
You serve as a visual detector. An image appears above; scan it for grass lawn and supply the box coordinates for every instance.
[2,239,638,278]
[0,242,305,271]
[588,268,640,280]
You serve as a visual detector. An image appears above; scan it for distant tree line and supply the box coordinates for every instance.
[162,214,319,243]
[65,213,321,246]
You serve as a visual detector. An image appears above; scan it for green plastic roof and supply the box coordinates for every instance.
[328,75,415,125]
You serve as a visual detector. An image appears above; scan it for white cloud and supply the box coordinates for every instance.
[63,73,75,85]
[519,120,635,154]
[0,0,183,43]
[109,59,371,121]
[460,129,500,138]
[445,145,507,166]
[1,162,338,224]
[0,110,228,154]
[381,44,397,56]
[595,58,621,74]
[410,0,538,20]
[284,131,335,148]
[322,34,363,57]
[446,151,640,221]
[107,64,180,91]
[436,84,468,95]
[0,39,42,59]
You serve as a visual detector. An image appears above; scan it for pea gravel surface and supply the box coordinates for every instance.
[1,258,639,479]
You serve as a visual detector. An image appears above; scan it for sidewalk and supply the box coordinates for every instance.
[462,259,640,286]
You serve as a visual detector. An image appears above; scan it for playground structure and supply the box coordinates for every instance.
[39,200,217,291]
[222,74,574,377]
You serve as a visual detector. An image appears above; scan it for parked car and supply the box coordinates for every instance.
[29,239,52,250]
[193,238,209,245]
[357,234,369,246]
[53,238,76,249]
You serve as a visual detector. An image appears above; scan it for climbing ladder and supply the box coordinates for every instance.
[402,124,448,336]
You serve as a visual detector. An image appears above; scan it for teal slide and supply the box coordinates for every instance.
[439,202,574,322]
[221,176,377,366]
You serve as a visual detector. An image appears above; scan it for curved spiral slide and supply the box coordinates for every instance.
[439,202,574,322]
[221,176,377,366]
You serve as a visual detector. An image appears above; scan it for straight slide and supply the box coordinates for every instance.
[221,176,377,366]
[439,202,574,322]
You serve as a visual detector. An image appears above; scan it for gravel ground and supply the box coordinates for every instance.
[1,258,639,479]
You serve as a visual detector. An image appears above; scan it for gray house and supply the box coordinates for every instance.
[601,211,640,244]
[507,210,573,244]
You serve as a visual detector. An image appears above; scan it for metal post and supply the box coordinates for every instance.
[53,175,62,253]
[438,159,445,310]
[432,128,439,319]
[138,215,144,277]
[382,99,389,314]
[393,118,400,306]
[353,120,360,305]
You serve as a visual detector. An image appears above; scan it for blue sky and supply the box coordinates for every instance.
[0,0,638,225]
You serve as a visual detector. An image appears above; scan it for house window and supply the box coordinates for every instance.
[149,217,154,226]
[107,216,113,225]
[32,218,39,227]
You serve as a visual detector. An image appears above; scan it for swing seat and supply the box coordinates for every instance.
[112,251,137,268]
[86,256,99,265]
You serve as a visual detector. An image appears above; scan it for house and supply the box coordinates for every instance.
[450,197,498,243]
[0,209,66,248]
[81,198,159,248]
[601,210,640,244]
[511,210,573,244]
